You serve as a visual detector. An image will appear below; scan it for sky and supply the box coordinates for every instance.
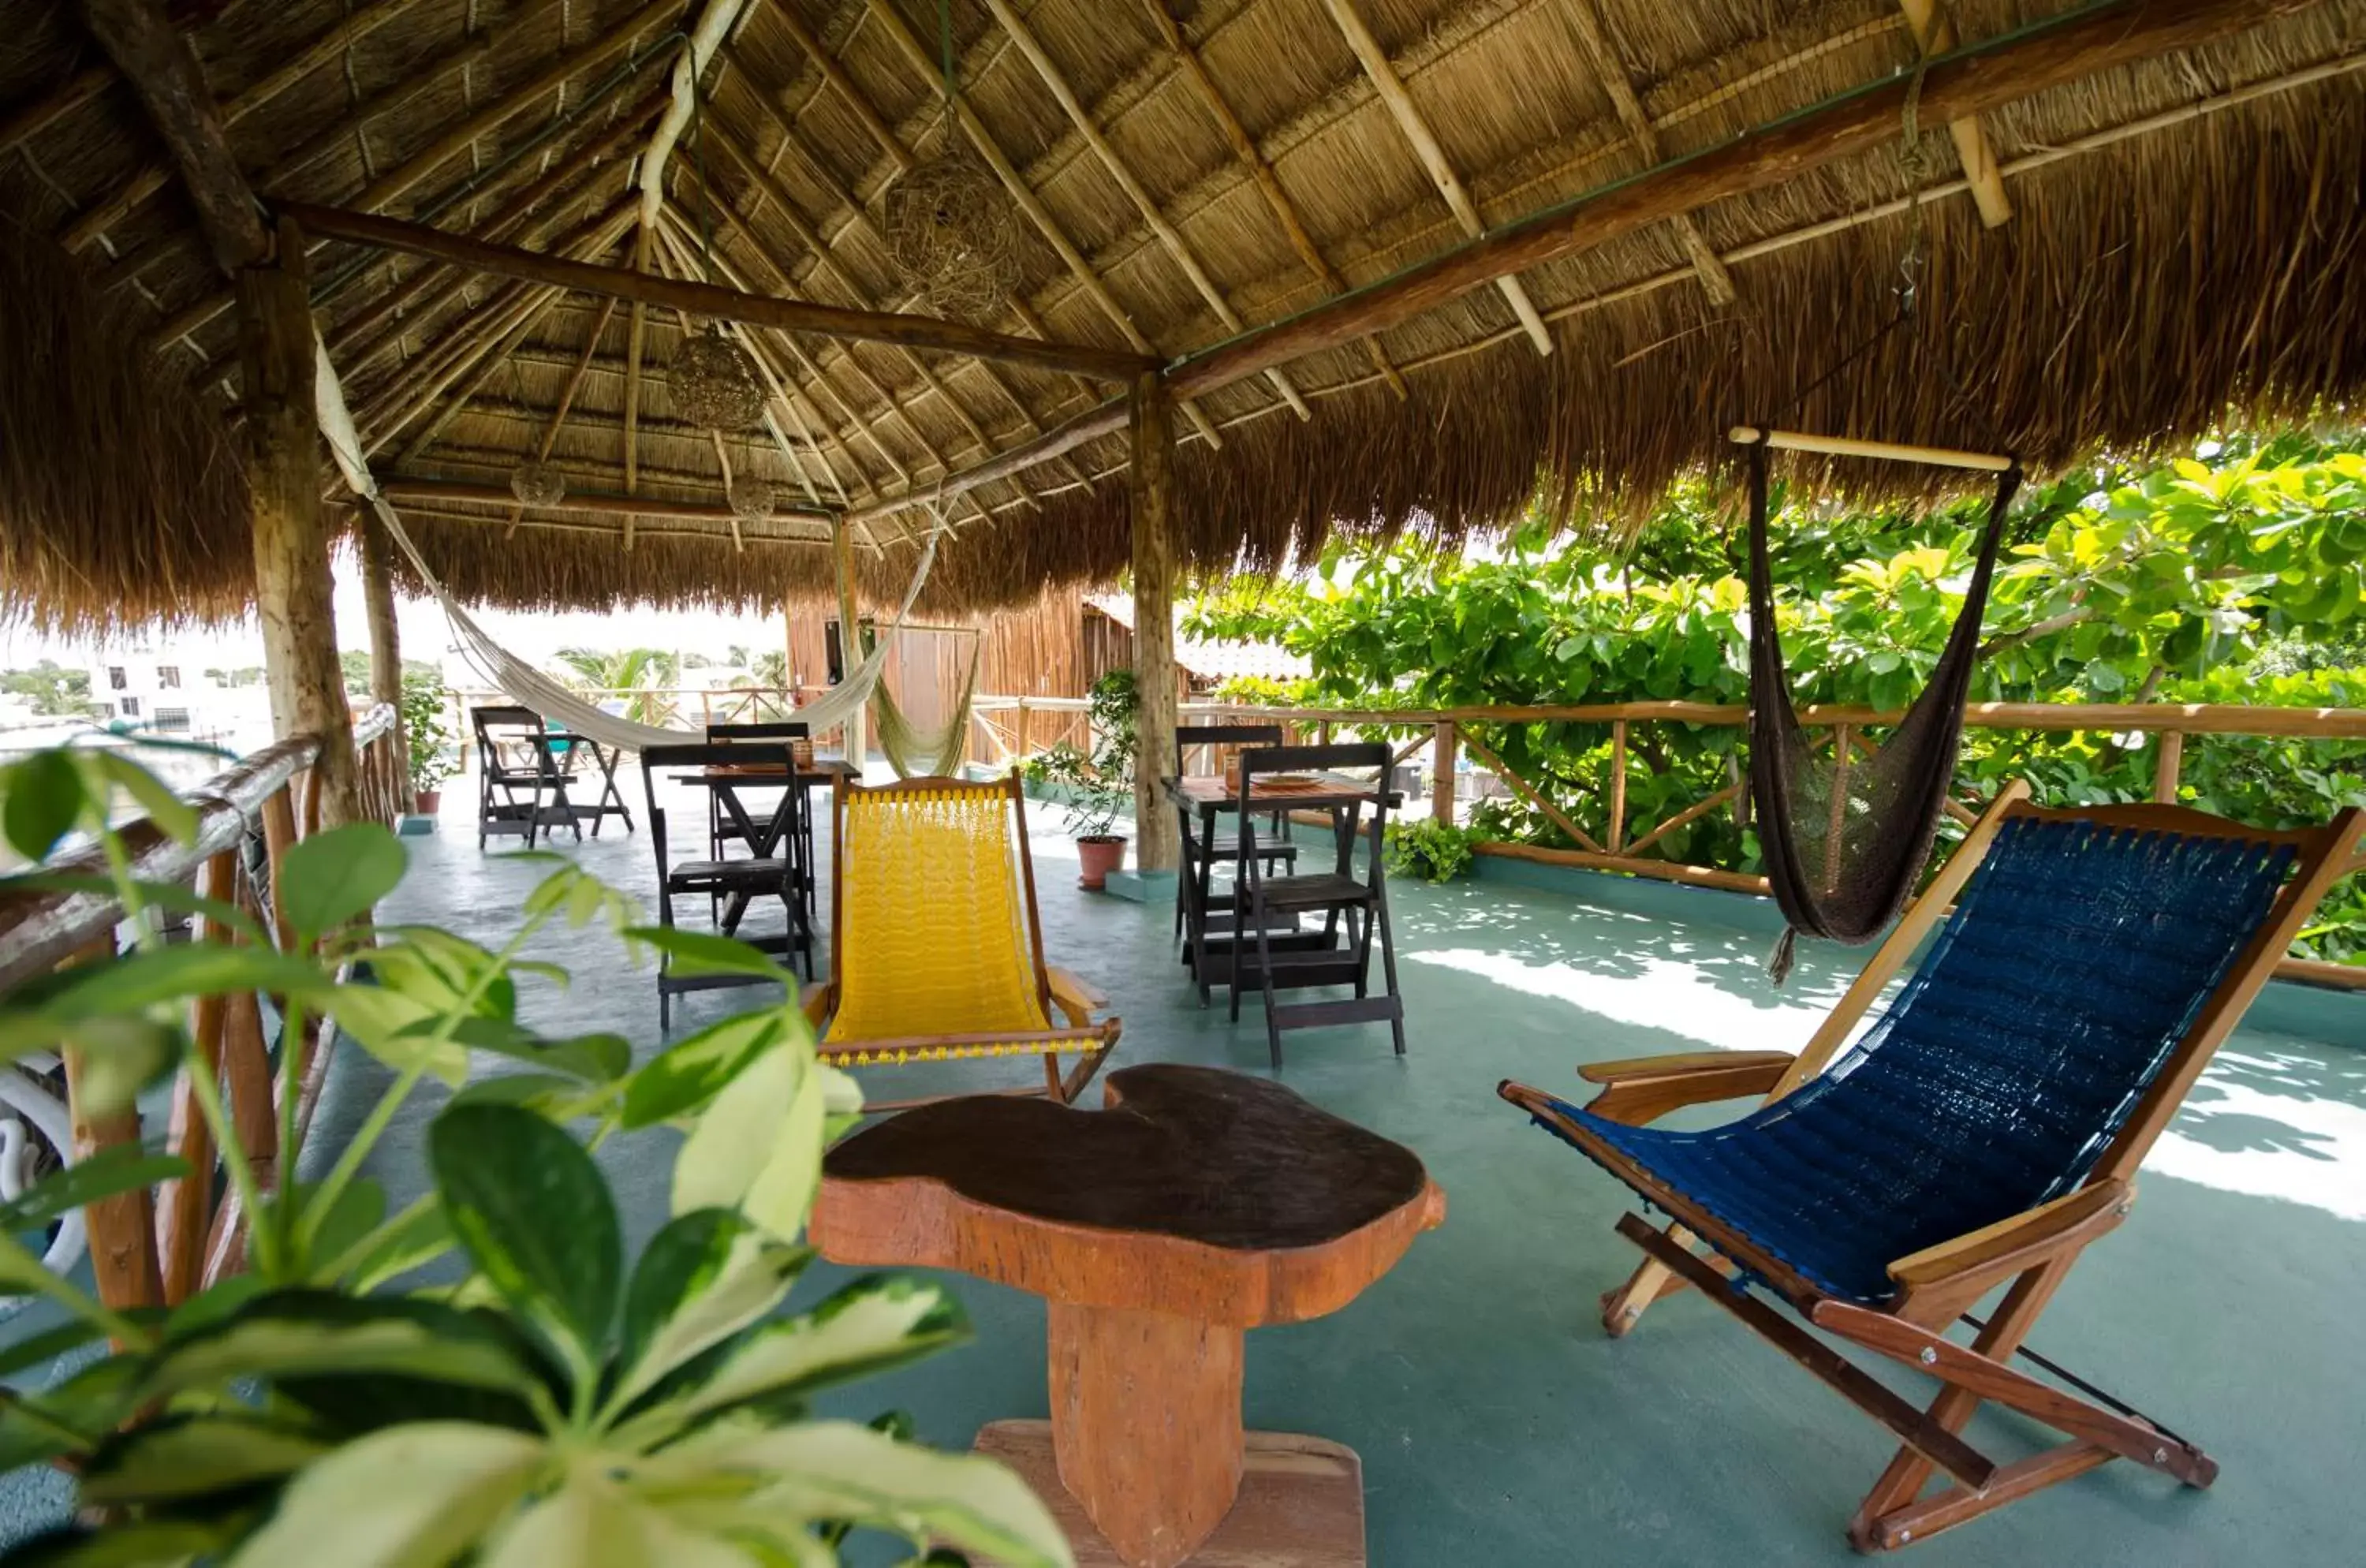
[0,543,793,680]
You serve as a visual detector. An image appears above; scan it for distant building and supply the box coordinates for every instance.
[84,647,274,754]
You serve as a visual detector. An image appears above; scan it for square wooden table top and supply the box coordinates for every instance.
[1165,772,1402,812]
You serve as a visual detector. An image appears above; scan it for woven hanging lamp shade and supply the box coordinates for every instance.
[509,462,566,507]
[727,476,777,523]
[671,326,767,431]
[884,151,1023,322]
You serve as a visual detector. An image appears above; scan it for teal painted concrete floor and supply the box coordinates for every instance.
[29,766,2362,1563]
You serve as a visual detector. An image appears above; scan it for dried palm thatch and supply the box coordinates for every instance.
[1,0,2363,628]
[0,215,247,634]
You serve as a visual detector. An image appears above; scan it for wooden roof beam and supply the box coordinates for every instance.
[380,476,832,524]
[856,0,1226,450]
[506,295,621,533]
[1138,0,1408,401]
[717,39,1106,490]
[1173,0,2312,401]
[1899,0,2013,228]
[1556,0,1737,306]
[980,0,1310,421]
[76,0,267,272]
[281,199,1156,382]
[1316,0,1554,357]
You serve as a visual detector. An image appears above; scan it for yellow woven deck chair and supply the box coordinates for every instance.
[802,775,1120,1108]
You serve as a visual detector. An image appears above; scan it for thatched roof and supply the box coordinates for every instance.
[2,0,2362,629]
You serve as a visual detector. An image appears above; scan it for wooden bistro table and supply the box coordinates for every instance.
[812,1063,1445,1568]
[668,756,856,919]
[1162,771,1404,1002]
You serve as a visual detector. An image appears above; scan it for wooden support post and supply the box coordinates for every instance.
[833,513,867,766]
[2153,729,2185,804]
[1431,720,1457,824]
[357,504,405,806]
[1607,719,1629,853]
[1016,700,1032,763]
[241,218,358,829]
[1898,0,2014,227]
[1129,373,1181,875]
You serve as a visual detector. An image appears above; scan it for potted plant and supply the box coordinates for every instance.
[0,746,1074,1566]
[400,670,455,813]
[1037,670,1138,890]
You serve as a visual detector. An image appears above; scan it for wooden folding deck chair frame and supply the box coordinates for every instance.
[1502,783,2364,1551]
[801,775,1119,1110]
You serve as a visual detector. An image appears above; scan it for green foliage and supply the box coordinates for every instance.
[554,648,681,726]
[1383,819,1483,883]
[0,661,92,718]
[1189,438,2366,961]
[1208,674,1314,707]
[1036,671,1140,841]
[338,651,442,698]
[0,748,1073,1567]
[400,670,457,796]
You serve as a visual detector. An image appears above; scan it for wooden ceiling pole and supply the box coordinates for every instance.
[76,0,359,827]
[1128,371,1180,874]
[651,211,951,494]
[1898,0,2013,227]
[651,207,869,506]
[981,0,1312,422]
[1171,0,2315,401]
[649,211,912,495]
[717,44,1104,495]
[856,0,1227,450]
[283,199,1156,380]
[1556,0,1737,306]
[621,223,652,550]
[1139,0,1408,401]
[1318,0,1554,356]
[504,294,621,536]
[681,147,1022,506]
[63,0,440,255]
[381,476,830,523]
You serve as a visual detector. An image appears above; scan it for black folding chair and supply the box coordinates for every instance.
[706,722,815,923]
[547,724,633,836]
[471,705,579,850]
[1173,726,1305,995]
[1229,742,1406,1066]
[640,742,812,1032]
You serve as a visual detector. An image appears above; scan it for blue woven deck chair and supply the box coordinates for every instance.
[1501,783,2364,1552]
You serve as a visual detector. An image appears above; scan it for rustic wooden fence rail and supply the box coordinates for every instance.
[0,704,401,1310]
[972,695,2366,991]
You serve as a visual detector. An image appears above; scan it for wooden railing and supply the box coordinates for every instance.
[972,695,2366,991]
[0,704,401,1309]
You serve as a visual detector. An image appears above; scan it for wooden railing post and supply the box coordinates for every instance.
[2153,729,2185,804]
[1016,699,1032,762]
[1607,719,1629,853]
[62,939,163,1317]
[1431,721,1457,824]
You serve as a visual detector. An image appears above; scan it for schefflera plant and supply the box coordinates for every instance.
[0,747,1071,1568]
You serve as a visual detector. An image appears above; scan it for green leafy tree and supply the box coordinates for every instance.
[555,648,681,726]
[1187,439,2366,961]
[0,661,93,717]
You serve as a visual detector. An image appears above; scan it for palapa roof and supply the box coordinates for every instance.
[0,0,2361,633]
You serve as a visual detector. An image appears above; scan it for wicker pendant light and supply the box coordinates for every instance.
[509,461,565,507]
[671,326,767,431]
[884,0,1021,322]
[726,475,777,523]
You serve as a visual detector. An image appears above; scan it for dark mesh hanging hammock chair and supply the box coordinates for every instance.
[1741,433,2022,980]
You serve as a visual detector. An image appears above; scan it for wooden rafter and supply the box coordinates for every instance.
[396,279,579,464]
[380,476,830,524]
[284,199,1157,381]
[1317,0,1554,357]
[1898,0,2013,228]
[980,0,1310,421]
[655,191,951,487]
[718,38,1105,494]
[856,0,1229,451]
[1554,0,1737,306]
[622,222,651,546]
[1138,0,1408,401]
[506,294,621,534]
[62,0,440,254]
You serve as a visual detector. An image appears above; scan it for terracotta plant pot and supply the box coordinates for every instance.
[1075,834,1127,890]
[413,789,442,815]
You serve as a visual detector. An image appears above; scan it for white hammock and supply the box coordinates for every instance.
[312,334,944,755]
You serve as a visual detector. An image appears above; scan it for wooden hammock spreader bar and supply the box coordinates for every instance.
[275,201,1159,383]
[1730,426,2016,472]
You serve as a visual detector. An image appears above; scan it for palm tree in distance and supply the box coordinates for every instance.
[553,647,680,726]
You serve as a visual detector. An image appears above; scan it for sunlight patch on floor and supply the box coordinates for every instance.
[1404,946,1831,1051]
[2148,1052,2366,1222]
